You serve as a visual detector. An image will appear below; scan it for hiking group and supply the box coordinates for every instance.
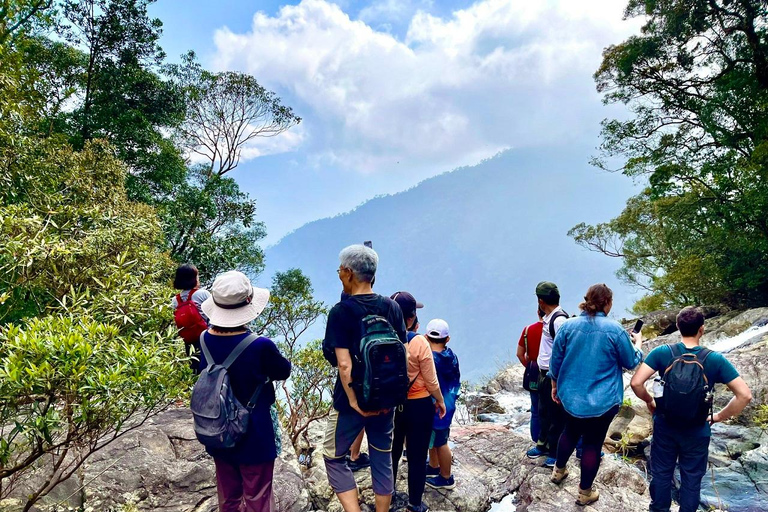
[172,244,753,512]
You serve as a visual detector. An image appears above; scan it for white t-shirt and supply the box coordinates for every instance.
[171,289,211,322]
[536,306,567,370]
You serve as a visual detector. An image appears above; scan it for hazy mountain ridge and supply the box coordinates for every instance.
[263,148,639,381]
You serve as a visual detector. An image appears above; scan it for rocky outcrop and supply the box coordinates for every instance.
[483,365,524,394]
[465,393,506,416]
[13,408,310,512]
[302,422,650,512]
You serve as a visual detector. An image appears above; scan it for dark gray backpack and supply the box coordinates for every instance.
[190,332,268,449]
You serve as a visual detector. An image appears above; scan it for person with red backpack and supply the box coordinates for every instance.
[172,264,211,372]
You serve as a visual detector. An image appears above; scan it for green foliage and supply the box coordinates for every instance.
[40,0,189,202]
[0,139,174,323]
[0,131,188,509]
[753,404,768,429]
[160,168,266,284]
[277,339,335,449]
[0,315,188,507]
[0,0,55,44]
[256,270,329,449]
[574,0,768,308]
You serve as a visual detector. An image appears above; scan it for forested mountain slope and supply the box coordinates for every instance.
[264,148,639,380]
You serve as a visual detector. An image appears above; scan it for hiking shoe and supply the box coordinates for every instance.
[390,491,408,512]
[550,466,569,484]
[543,457,556,468]
[406,503,429,512]
[346,452,371,471]
[426,464,440,477]
[576,486,599,506]
[526,445,546,458]
[426,474,456,490]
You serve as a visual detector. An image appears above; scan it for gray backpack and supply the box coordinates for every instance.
[190,333,268,449]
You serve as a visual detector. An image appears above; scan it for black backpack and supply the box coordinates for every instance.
[658,343,714,426]
[190,333,268,449]
[345,299,409,411]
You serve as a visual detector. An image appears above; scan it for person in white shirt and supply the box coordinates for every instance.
[526,281,568,468]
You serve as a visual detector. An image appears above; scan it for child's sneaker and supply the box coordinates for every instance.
[426,464,440,477]
[550,466,569,484]
[576,486,599,506]
[526,445,546,458]
[543,457,556,468]
[406,503,429,512]
[426,474,456,490]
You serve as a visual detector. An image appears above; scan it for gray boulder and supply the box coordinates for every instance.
[78,408,309,512]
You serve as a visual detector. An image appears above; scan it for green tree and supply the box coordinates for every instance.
[256,269,330,449]
[572,0,768,308]
[0,0,54,44]
[0,139,190,510]
[55,0,187,202]
[162,53,301,282]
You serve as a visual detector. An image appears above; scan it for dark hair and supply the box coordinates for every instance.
[407,315,419,333]
[537,293,560,306]
[677,306,705,337]
[174,264,199,290]
[210,325,248,333]
[579,283,613,316]
[427,335,448,345]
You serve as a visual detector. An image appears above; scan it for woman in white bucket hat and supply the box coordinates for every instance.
[198,270,291,512]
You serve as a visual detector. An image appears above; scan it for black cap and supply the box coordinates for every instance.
[390,291,424,318]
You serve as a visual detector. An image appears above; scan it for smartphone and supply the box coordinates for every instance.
[364,240,373,248]
[632,319,644,333]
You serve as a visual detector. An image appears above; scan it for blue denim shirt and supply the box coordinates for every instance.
[548,312,642,418]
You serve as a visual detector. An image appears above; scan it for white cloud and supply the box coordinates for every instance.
[212,0,640,173]
[358,0,433,25]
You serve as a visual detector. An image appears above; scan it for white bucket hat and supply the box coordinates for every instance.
[201,271,270,328]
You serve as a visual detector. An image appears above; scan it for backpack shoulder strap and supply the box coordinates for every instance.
[524,325,529,352]
[246,375,270,409]
[200,331,213,366]
[549,310,568,339]
[184,288,198,304]
[697,347,713,363]
[221,333,260,369]
[668,343,682,359]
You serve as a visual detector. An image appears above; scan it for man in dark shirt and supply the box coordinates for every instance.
[323,244,407,512]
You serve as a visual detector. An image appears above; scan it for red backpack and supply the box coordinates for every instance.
[174,289,208,344]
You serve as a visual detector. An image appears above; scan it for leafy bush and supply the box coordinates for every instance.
[0,138,191,510]
[0,315,188,506]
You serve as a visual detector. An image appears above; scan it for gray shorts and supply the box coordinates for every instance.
[323,407,395,496]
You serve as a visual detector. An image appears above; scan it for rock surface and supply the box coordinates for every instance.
[303,422,651,512]
[15,408,310,512]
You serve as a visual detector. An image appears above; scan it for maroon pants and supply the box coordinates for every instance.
[214,458,276,512]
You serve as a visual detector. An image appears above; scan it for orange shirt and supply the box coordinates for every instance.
[407,334,440,399]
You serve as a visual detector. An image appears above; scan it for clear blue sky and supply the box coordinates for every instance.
[149,0,642,245]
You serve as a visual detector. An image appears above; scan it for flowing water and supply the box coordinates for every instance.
[487,493,517,512]
[707,322,768,352]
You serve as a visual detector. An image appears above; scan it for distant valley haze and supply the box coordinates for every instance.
[261,148,642,382]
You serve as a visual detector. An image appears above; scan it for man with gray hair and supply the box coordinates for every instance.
[322,244,408,512]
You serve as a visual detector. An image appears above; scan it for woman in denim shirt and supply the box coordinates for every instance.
[547,284,643,506]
